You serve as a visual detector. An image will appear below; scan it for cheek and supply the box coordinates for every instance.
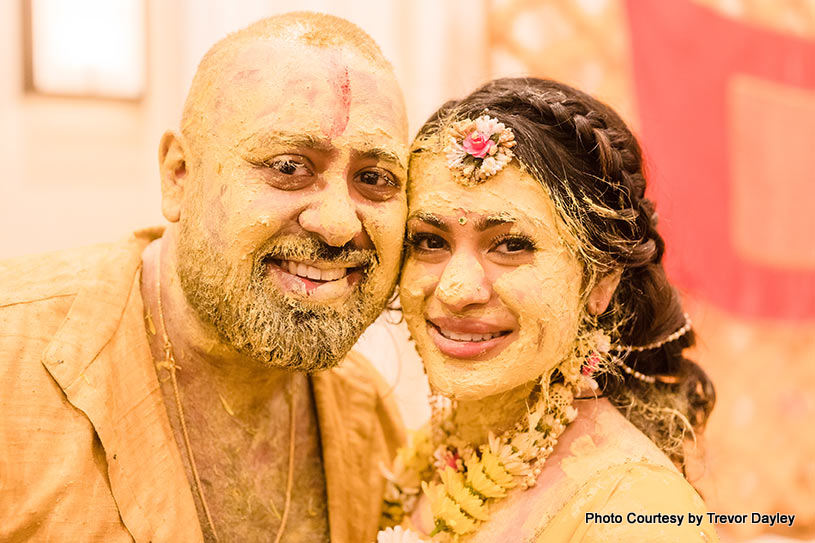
[400,257,440,304]
[364,198,406,242]
[361,199,406,267]
[494,253,583,345]
[211,184,295,256]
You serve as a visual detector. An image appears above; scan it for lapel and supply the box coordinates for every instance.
[41,228,203,543]
[312,352,381,543]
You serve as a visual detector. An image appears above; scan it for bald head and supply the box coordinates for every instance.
[180,12,399,146]
[157,13,410,372]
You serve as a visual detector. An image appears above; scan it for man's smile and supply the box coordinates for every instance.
[275,259,358,282]
[265,258,365,301]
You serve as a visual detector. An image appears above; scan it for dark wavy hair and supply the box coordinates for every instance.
[411,77,715,467]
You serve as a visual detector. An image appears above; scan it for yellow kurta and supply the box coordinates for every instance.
[0,228,404,543]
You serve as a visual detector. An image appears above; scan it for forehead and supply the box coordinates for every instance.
[208,39,407,147]
[408,153,561,230]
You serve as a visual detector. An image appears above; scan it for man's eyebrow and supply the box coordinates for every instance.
[407,212,449,232]
[353,147,406,171]
[245,130,334,152]
[474,214,516,232]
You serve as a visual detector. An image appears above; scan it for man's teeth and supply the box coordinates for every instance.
[438,328,503,342]
[282,260,349,282]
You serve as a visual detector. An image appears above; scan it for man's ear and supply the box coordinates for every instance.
[158,131,190,223]
[587,269,623,315]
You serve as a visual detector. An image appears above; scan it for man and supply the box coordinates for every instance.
[0,13,408,542]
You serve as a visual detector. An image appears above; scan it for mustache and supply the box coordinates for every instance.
[256,234,378,269]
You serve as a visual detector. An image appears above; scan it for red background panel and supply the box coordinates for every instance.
[624,0,815,320]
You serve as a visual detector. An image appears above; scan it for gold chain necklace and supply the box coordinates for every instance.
[154,250,297,543]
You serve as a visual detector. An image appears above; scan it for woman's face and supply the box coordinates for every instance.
[400,153,585,400]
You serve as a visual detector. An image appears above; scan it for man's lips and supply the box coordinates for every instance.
[426,317,515,359]
[265,258,364,300]
[273,258,360,282]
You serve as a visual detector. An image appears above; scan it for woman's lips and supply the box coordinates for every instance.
[426,319,515,359]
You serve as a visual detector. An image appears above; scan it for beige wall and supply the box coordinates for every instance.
[0,0,488,259]
[0,1,184,258]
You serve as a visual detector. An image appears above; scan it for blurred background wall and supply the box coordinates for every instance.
[2,1,813,541]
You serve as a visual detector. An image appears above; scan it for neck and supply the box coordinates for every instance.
[450,380,539,445]
[141,230,292,413]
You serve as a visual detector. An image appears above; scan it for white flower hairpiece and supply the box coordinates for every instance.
[444,114,516,185]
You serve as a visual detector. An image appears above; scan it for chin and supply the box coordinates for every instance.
[418,328,549,401]
[424,360,520,401]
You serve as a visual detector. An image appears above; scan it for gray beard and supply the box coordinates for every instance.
[176,229,387,373]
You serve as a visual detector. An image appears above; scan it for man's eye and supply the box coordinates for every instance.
[354,167,400,201]
[270,158,312,176]
[358,169,394,186]
[249,154,315,190]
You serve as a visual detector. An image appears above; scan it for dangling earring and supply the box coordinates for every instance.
[580,329,611,392]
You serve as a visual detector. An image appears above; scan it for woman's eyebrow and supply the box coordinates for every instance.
[474,214,516,232]
[407,212,518,232]
[407,212,448,231]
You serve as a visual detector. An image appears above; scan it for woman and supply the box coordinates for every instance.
[377,78,718,542]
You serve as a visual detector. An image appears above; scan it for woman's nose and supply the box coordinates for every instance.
[434,251,491,313]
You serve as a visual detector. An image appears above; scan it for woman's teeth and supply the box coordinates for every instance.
[438,328,504,342]
[281,260,349,282]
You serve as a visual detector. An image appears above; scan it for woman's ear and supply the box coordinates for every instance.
[158,131,190,223]
[587,269,622,315]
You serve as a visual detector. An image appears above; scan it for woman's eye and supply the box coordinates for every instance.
[407,233,448,251]
[493,236,536,254]
[354,168,400,201]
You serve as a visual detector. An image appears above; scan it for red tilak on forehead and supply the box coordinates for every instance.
[324,66,351,137]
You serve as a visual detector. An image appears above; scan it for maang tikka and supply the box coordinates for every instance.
[444,114,516,185]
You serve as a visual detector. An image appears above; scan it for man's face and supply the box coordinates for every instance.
[176,39,408,371]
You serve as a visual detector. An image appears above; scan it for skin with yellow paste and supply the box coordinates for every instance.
[399,154,718,542]
[141,22,409,542]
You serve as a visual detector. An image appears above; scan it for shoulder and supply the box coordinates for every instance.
[0,227,163,308]
[0,244,108,308]
[531,399,718,541]
[537,462,718,542]
[0,243,101,371]
[548,397,677,479]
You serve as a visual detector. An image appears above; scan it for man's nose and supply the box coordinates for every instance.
[435,251,491,313]
[298,179,363,247]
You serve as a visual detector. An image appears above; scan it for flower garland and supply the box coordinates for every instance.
[378,381,579,542]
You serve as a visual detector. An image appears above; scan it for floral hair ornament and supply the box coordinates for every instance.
[445,114,516,185]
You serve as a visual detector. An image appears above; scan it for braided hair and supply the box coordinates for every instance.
[411,77,715,466]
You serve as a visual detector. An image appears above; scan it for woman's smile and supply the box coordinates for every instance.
[426,316,516,359]
[400,154,584,399]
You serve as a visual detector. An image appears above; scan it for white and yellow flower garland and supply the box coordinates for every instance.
[378,381,579,542]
